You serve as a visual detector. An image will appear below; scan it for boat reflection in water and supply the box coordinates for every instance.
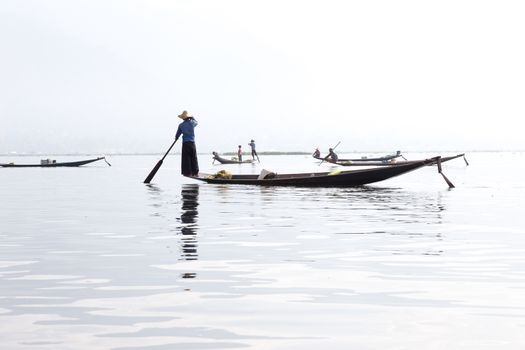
[178,184,199,263]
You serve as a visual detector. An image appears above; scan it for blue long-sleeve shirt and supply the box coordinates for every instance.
[175,118,198,143]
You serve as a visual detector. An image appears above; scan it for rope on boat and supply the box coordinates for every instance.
[103,157,112,167]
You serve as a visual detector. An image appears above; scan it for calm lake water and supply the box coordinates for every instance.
[1,151,525,349]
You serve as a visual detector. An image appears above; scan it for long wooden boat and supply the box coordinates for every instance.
[0,156,109,168]
[191,157,443,187]
[212,152,254,164]
[319,153,466,167]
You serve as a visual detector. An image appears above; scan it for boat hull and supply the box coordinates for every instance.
[192,157,438,187]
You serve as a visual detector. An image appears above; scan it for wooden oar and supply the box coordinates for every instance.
[436,156,455,188]
[318,141,341,166]
[144,140,177,183]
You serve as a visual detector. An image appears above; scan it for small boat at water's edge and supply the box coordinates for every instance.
[190,156,450,187]
[0,157,110,168]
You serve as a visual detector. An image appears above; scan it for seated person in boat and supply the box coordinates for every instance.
[312,148,321,158]
[326,148,338,162]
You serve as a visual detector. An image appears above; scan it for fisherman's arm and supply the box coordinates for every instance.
[175,125,182,142]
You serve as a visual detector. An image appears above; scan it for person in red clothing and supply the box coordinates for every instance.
[237,145,243,162]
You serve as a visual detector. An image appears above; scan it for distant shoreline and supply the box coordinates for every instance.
[0,150,522,157]
[219,151,311,156]
[0,151,313,156]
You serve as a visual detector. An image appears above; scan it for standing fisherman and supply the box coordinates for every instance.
[248,139,260,162]
[175,110,199,177]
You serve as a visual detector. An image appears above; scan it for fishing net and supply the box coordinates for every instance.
[207,170,232,179]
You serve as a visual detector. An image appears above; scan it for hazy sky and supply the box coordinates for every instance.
[1,0,524,154]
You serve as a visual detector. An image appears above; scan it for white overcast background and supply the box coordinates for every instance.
[1,0,524,154]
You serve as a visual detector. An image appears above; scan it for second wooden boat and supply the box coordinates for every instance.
[212,152,254,164]
[0,157,110,168]
[314,150,404,163]
[319,153,467,167]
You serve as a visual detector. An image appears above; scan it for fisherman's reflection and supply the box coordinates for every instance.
[178,184,199,261]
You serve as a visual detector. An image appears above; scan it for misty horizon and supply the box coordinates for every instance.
[2,1,524,155]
